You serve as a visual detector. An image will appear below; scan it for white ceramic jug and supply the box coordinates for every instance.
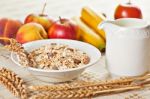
[99,18,150,76]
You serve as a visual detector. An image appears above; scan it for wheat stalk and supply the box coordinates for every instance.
[29,84,142,99]
[0,38,34,67]
[0,74,20,97]
[29,73,150,98]
[29,83,142,98]
[28,81,96,91]
[0,68,28,99]
[0,68,24,84]
[29,73,150,92]
[94,85,141,95]
[4,38,30,67]
[28,72,149,93]
[29,81,129,92]
[2,38,24,53]
[30,89,94,99]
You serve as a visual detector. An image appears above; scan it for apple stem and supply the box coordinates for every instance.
[41,2,47,15]
[59,16,63,24]
[128,0,131,4]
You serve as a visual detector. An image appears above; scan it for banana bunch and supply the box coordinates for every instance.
[72,7,106,51]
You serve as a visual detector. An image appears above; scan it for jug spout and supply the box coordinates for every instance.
[99,21,113,29]
[98,21,121,35]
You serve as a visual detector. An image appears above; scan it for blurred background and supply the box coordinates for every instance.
[0,0,149,21]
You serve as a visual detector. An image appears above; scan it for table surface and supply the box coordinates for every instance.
[0,0,150,99]
[0,50,150,99]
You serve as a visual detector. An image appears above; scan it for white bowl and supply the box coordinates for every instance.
[11,39,101,83]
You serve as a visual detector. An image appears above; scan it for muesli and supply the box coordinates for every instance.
[27,43,90,70]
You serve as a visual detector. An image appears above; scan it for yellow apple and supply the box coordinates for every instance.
[16,23,48,44]
[24,14,54,31]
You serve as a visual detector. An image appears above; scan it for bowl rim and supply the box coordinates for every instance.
[11,39,101,73]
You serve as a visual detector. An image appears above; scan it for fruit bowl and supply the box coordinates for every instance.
[11,39,101,83]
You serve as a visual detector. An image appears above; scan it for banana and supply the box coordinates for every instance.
[81,6,106,40]
[72,17,105,51]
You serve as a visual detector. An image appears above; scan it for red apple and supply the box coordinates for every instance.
[48,18,77,40]
[114,1,142,19]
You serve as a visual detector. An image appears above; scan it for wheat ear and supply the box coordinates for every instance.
[28,77,134,92]
[30,89,94,99]
[0,68,28,99]
[0,38,34,67]
[0,74,20,97]
[29,73,150,98]
[29,84,142,99]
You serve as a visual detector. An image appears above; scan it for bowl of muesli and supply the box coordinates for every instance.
[11,39,101,82]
